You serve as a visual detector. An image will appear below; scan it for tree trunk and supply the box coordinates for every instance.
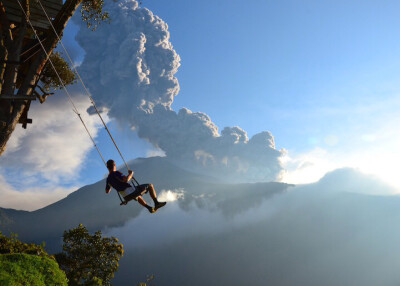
[0,0,82,156]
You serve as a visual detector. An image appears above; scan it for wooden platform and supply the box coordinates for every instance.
[3,0,62,30]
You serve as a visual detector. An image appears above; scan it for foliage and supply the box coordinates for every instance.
[0,253,68,286]
[55,224,124,286]
[81,0,110,30]
[0,232,67,285]
[40,51,77,91]
[0,232,48,257]
[137,274,155,286]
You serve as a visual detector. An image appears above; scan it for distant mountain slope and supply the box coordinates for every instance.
[0,208,28,228]
[0,157,292,251]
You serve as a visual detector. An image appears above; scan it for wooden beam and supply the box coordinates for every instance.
[21,117,32,128]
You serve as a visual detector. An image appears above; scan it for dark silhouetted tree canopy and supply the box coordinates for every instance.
[41,51,77,91]
[81,0,110,30]
[55,224,124,286]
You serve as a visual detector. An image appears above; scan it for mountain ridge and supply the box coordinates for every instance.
[0,156,292,251]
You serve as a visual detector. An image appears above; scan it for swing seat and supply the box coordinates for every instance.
[118,192,134,206]
[118,185,149,206]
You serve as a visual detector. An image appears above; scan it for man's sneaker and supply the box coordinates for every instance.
[155,201,167,210]
[148,207,156,213]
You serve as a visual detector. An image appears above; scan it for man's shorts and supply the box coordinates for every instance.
[122,184,150,202]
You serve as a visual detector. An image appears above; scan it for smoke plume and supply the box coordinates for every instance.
[75,0,285,182]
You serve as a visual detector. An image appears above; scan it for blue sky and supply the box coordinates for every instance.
[2,0,400,210]
[147,0,399,145]
[147,0,400,184]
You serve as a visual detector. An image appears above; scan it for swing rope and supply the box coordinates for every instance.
[16,0,107,166]
[35,0,140,185]
[16,0,137,204]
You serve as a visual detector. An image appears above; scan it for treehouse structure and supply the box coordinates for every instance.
[0,0,63,128]
[3,0,62,30]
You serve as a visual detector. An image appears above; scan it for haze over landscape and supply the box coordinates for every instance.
[2,0,400,285]
[2,157,400,285]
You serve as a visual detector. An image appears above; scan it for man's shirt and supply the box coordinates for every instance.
[106,171,132,192]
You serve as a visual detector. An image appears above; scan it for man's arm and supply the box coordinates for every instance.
[105,185,111,193]
[122,170,134,182]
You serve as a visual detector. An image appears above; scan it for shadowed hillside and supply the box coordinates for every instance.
[0,157,291,252]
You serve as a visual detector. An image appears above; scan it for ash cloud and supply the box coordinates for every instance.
[75,0,284,182]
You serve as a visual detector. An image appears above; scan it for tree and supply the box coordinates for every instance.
[0,231,47,256]
[0,0,109,156]
[40,51,77,92]
[55,224,124,286]
[137,274,155,286]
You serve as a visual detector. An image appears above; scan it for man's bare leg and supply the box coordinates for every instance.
[137,195,155,213]
[147,184,157,200]
[147,184,166,209]
[137,195,148,207]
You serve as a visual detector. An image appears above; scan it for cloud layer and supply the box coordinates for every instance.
[75,0,285,182]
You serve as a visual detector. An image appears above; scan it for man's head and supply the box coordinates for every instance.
[106,159,116,171]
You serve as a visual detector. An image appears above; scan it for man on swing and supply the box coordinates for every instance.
[105,159,166,213]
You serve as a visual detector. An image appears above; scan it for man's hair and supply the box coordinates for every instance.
[106,159,115,170]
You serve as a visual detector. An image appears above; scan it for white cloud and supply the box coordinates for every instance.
[0,88,106,211]
[1,90,104,184]
[281,147,339,185]
[281,128,400,191]
[158,188,184,202]
[0,173,76,211]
